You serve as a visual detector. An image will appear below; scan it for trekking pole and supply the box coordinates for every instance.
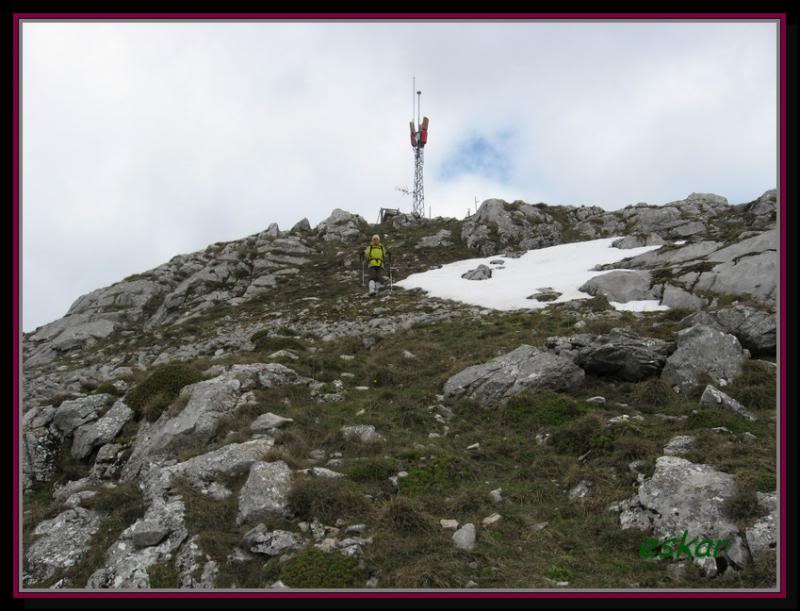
[360,252,365,287]
[388,253,393,293]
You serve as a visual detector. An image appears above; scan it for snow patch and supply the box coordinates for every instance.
[395,237,666,312]
[609,300,669,312]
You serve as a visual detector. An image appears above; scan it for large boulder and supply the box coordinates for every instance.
[661,325,747,390]
[461,264,492,281]
[22,405,61,490]
[52,394,112,436]
[741,189,777,220]
[745,492,777,561]
[416,229,453,249]
[658,284,707,311]
[71,400,134,459]
[443,345,584,405]
[612,233,665,249]
[165,439,276,500]
[25,507,102,584]
[693,252,777,302]
[547,329,674,381]
[579,271,656,302]
[237,461,293,525]
[243,525,304,556]
[122,364,315,480]
[713,305,776,355]
[616,456,750,576]
[316,208,366,242]
[87,495,188,589]
[142,377,241,456]
[699,385,757,421]
[460,199,563,256]
[290,217,311,233]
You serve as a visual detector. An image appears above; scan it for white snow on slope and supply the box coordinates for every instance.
[396,237,670,312]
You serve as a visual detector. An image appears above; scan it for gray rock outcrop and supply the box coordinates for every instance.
[237,461,293,525]
[579,271,656,302]
[699,385,757,421]
[316,208,366,242]
[443,345,585,405]
[745,492,777,561]
[71,400,134,459]
[25,507,102,584]
[661,325,747,390]
[546,329,674,381]
[615,456,750,576]
[461,265,492,281]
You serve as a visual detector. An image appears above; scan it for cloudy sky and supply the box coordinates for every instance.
[21,19,778,331]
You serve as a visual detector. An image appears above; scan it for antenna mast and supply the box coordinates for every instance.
[408,78,430,218]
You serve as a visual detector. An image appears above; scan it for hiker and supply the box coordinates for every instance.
[363,234,390,297]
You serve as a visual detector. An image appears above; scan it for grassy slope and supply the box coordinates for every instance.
[23,217,777,589]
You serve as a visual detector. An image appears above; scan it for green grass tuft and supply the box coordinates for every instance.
[279,547,364,588]
[125,363,203,422]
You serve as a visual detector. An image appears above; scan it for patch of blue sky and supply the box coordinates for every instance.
[439,132,514,183]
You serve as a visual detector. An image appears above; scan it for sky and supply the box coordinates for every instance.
[21,20,778,332]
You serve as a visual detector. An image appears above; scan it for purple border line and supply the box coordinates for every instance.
[12,12,788,19]
[778,10,787,598]
[13,11,21,599]
[13,13,787,600]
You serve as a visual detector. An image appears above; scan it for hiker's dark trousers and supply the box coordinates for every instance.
[367,266,384,284]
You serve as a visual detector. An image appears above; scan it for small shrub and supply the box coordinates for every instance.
[550,414,610,456]
[126,363,203,422]
[250,330,305,352]
[502,390,582,427]
[628,378,674,408]
[93,382,123,397]
[377,497,436,534]
[583,296,611,312]
[685,409,751,434]
[288,477,373,523]
[723,488,762,522]
[345,457,397,482]
[399,455,479,497]
[147,561,179,588]
[546,565,573,581]
[279,547,363,588]
[83,481,145,523]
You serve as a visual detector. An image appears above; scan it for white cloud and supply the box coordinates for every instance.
[21,20,778,331]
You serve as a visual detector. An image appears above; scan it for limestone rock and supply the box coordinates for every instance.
[661,325,747,390]
[579,271,656,302]
[745,492,777,561]
[340,425,385,444]
[452,523,477,551]
[316,208,366,242]
[71,400,134,459]
[243,525,304,556]
[250,412,294,432]
[663,435,695,456]
[237,461,293,525]
[659,284,707,311]
[461,264,492,281]
[26,507,101,583]
[699,385,757,421]
[52,394,111,436]
[550,329,674,381]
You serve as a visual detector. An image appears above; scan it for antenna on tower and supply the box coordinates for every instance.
[407,78,430,218]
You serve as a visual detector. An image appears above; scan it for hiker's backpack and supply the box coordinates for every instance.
[366,244,385,268]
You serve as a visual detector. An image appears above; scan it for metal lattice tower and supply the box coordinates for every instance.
[413,145,425,217]
[408,80,429,218]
